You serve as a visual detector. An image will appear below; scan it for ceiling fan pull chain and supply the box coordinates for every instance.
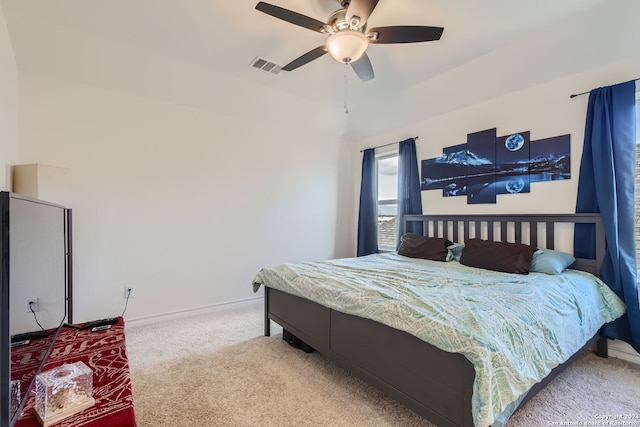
[344,63,350,115]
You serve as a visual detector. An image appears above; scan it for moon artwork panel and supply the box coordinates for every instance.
[495,131,531,197]
[420,128,571,205]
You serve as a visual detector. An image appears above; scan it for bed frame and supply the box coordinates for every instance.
[262,213,607,427]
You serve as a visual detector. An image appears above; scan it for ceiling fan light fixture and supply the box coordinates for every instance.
[326,30,368,64]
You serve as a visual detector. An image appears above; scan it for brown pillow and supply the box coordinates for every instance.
[397,234,454,262]
[459,239,536,274]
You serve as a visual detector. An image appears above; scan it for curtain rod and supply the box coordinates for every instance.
[360,136,419,153]
[569,77,639,99]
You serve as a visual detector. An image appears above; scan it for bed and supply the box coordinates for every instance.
[252,214,626,427]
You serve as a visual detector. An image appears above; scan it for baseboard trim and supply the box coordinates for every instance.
[608,339,640,365]
[124,296,263,328]
[123,298,640,365]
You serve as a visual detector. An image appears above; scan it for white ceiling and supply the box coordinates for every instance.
[1,0,638,141]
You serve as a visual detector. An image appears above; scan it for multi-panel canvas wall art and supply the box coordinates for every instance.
[421,128,570,204]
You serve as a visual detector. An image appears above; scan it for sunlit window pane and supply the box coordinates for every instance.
[377,153,398,249]
[378,156,398,200]
[378,203,397,248]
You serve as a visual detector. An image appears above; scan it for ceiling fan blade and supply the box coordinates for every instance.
[368,26,444,44]
[255,2,327,33]
[346,0,380,27]
[282,46,327,71]
[351,52,375,82]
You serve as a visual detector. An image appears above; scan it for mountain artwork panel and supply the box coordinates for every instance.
[420,128,570,204]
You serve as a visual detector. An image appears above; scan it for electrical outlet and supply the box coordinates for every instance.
[124,286,135,298]
[26,298,39,313]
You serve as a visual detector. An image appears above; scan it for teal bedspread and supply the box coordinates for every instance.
[252,253,626,427]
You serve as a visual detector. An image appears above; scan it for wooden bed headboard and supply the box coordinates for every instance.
[402,213,605,276]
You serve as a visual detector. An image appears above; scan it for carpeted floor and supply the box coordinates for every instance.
[126,300,640,427]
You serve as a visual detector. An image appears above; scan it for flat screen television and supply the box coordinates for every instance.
[0,191,72,427]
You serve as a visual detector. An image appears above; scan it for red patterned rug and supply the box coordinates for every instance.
[12,318,136,427]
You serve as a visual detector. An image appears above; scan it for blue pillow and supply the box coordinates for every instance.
[530,249,575,275]
[446,243,465,262]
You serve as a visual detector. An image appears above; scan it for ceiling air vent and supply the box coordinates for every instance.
[249,57,283,75]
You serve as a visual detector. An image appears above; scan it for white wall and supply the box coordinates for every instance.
[17,74,342,322]
[9,2,640,325]
[0,5,18,188]
[345,55,640,360]
[347,54,640,247]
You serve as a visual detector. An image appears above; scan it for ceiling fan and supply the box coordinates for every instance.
[255,0,444,82]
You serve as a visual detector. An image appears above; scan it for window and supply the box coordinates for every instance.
[376,152,398,250]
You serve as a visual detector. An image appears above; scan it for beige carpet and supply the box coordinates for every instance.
[126,301,640,427]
